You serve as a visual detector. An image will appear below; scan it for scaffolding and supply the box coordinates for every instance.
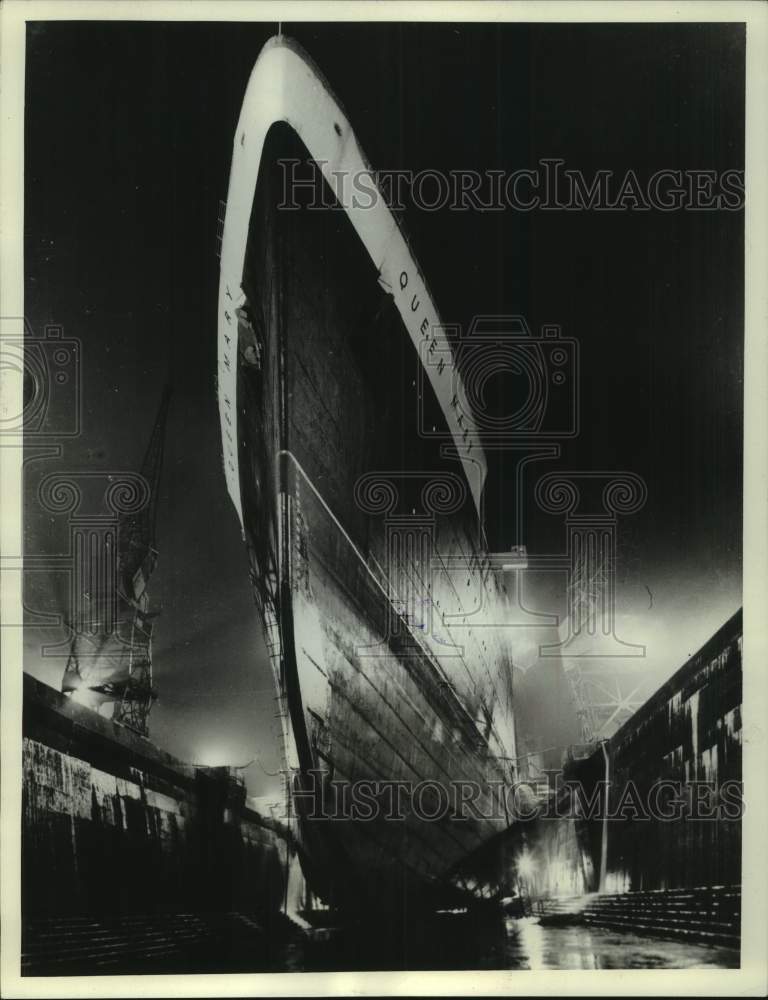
[61,384,171,736]
[562,546,646,743]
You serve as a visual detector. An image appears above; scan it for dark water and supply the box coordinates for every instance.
[294,914,739,972]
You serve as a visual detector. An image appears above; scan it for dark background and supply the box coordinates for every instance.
[23,21,744,793]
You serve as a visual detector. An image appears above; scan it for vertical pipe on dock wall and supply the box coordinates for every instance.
[598,740,610,892]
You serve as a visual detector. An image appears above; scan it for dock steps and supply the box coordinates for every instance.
[537,885,740,949]
[21,911,296,976]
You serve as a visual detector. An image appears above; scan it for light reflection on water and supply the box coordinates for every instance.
[505,918,739,971]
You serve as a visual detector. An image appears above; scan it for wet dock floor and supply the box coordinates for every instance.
[297,914,739,972]
[501,918,739,970]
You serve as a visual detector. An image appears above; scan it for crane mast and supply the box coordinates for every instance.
[61,384,171,735]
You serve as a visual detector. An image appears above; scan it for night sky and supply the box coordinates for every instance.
[23,21,743,794]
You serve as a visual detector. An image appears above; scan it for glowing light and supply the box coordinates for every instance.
[194,745,238,767]
[516,849,537,880]
[501,546,528,572]
[70,686,102,710]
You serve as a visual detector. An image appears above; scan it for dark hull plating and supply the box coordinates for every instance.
[230,120,528,908]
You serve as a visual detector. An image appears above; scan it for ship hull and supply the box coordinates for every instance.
[219,39,526,909]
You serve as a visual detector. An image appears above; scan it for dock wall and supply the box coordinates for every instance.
[529,608,742,896]
[22,674,292,920]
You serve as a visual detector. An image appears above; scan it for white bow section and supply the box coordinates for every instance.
[218,35,487,526]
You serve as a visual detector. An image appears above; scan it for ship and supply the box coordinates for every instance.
[217,36,537,913]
